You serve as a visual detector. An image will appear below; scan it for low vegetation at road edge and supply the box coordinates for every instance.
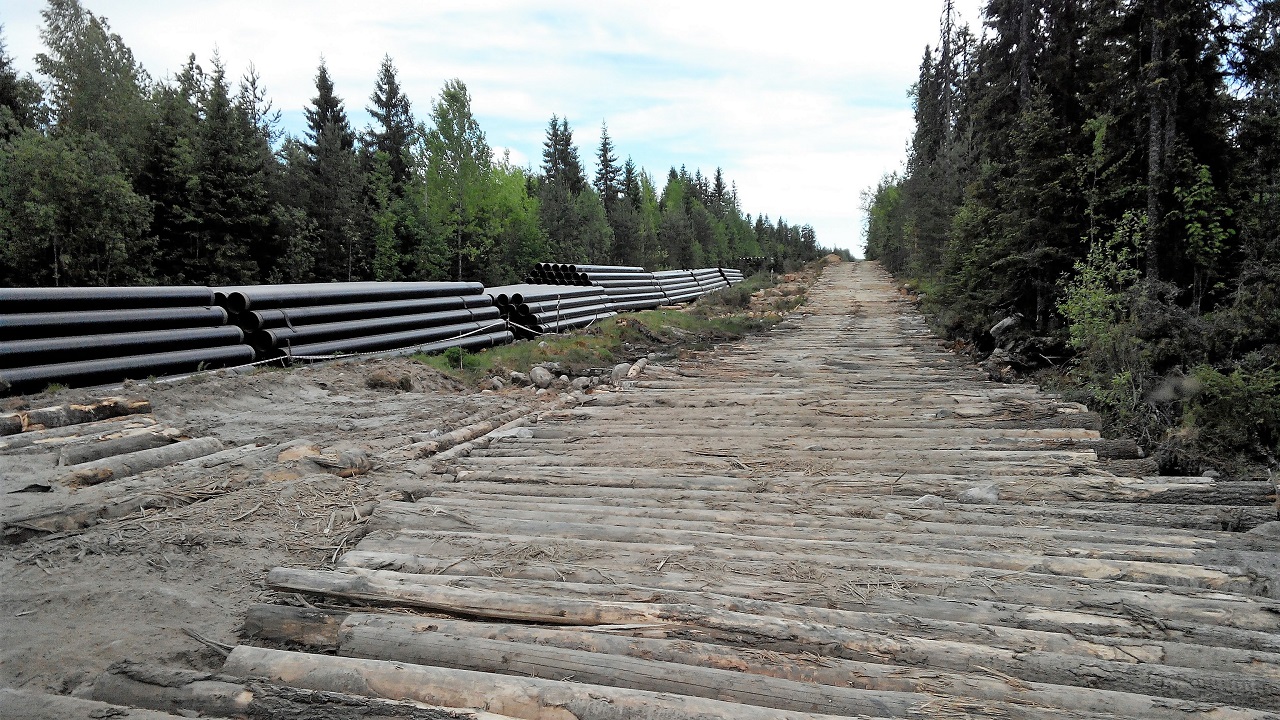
[416,269,813,383]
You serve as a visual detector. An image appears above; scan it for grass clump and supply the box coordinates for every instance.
[416,284,787,384]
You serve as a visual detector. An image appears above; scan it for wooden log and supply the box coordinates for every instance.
[430,482,1278,531]
[338,618,929,718]
[626,357,649,379]
[57,436,225,487]
[58,429,179,465]
[376,497,1270,556]
[367,532,1280,630]
[335,551,1280,652]
[0,397,151,435]
[243,603,348,648]
[278,609,1270,720]
[0,688,190,720]
[266,567,1280,709]
[405,406,531,458]
[319,565,1280,679]
[408,493,1278,552]
[3,444,273,543]
[83,661,516,719]
[0,415,157,452]
[377,522,1264,597]
[222,645,883,720]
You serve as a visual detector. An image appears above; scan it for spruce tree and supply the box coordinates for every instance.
[304,60,365,281]
[366,55,414,189]
[594,121,620,208]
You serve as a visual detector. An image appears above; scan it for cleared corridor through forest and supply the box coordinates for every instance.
[236,260,1280,718]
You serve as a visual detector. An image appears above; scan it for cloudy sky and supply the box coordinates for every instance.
[2,0,985,255]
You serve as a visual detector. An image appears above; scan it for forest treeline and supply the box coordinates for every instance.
[0,0,825,292]
[863,1,1278,474]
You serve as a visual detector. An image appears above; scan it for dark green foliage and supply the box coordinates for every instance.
[864,0,1279,475]
[303,60,366,281]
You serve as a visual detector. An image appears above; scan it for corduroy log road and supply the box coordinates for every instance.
[1,260,1277,719]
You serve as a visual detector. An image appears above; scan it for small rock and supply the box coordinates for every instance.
[647,352,659,361]
[337,420,355,432]
[1246,521,1280,539]
[957,485,1000,504]
[529,366,555,389]
[1203,468,1221,478]
[911,494,946,509]
[487,376,505,391]
[884,513,905,523]
[612,363,633,384]
[570,377,593,391]
[514,427,535,439]
[509,371,530,386]
[538,341,549,349]
[535,388,551,396]
[559,374,569,383]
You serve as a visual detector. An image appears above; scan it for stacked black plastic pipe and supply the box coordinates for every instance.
[720,268,746,285]
[217,282,510,359]
[527,264,667,312]
[652,270,702,304]
[488,285,614,340]
[0,287,252,394]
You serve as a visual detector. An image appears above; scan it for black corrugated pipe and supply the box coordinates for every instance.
[1,306,229,340]
[241,295,491,331]
[0,344,256,394]
[0,326,245,369]
[257,306,502,349]
[0,286,216,313]
[218,281,484,313]
[280,319,508,358]
[568,264,646,274]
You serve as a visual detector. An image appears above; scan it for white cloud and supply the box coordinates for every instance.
[2,0,986,254]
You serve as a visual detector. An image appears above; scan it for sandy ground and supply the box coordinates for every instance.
[0,356,532,695]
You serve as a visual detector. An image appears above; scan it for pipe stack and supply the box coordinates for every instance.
[719,268,746,285]
[526,264,665,313]
[689,268,731,294]
[0,287,252,394]
[651,270,702,304]
[487,285,614,340]
[217,282,510,359]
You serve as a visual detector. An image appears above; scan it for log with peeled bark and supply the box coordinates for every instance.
[266,566,1280,709]
[401,493,1279,552]
[0,397,152,436]
[446,467,1277,505]
[222,645,890,720]
[424,481,1279,531]
[403,406,531,457]
[57,428,180,465]
[243,606,1277,720]
[83,661,518,720]
[57,436,225,486]
[373,525,1266,596]
[0,415,158,453]
[370,500,1279,570]
[333,552,1280,652]
[339,620,930,718]
[360,534,1280,632]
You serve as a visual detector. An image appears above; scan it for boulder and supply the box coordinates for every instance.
[529,366,554,389]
